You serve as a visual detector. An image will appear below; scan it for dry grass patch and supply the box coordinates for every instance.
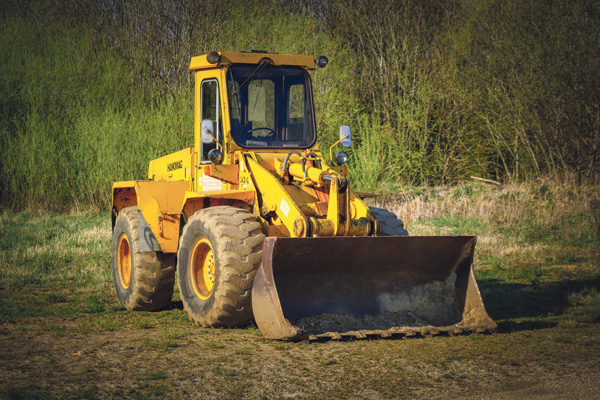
[371,179,599,269]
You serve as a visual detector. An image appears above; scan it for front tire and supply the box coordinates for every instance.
[177,206,265,327]
[111,206,176,310]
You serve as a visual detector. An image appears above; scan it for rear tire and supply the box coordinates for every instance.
[369,207,409,236]
[177,206,265,327]
[111,206,176,311]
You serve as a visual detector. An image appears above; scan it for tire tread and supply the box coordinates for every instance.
[178,206,265,327]
[369,207,409,236]
[114,207,176,311]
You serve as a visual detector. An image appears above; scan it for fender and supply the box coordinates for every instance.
[113,181,256,254]
[181,189,255,222]
[112,181,188,253]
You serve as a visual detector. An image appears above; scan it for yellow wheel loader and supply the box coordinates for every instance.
[111,51,496,340]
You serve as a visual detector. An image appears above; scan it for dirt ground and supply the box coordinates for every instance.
[1,317,599,399]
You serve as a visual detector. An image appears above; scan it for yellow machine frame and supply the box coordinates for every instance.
[110,51,497,340]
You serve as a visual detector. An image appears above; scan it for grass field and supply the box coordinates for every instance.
[1,180,599,399]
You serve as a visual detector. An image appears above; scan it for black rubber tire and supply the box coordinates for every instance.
[369,207,409,236]
[111,206,176,311]
[177,206,265,327]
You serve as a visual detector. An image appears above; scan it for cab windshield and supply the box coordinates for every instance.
[226,64,316,148]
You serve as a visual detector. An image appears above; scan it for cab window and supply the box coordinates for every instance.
[200,79,223,162]
[287,84,306,141]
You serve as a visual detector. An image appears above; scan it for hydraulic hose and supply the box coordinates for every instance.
[281,151,303,175]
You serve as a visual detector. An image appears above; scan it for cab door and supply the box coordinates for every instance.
[194,74,224,191]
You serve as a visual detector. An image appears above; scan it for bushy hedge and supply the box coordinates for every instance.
[1,0,598,210]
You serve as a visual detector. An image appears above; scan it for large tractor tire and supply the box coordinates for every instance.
[177,206,265,327]
[111,206,176,311]
[369,206,409,236]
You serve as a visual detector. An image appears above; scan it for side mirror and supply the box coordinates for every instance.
[339,125,352,147]
[201,120,215,144]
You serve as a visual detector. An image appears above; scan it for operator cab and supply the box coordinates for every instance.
[226,64,316,149]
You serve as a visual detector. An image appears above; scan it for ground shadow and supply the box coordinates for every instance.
[169,300,184,310]
[496,320,558,333]
[477,275,600,330]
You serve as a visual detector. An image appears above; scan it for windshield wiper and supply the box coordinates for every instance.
[233,60,270,97]
[228,68,242,117]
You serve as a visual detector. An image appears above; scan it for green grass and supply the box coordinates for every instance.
[0,210,193,333]
[0,211,111,291]
[234,346,253,355]
[0,385,101,400]
[143,337,177,351]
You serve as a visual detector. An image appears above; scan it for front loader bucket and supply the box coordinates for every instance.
[252,236,496,340]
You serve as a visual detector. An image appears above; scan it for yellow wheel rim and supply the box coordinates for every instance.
[190,238,215,300]
[117,233,131,289]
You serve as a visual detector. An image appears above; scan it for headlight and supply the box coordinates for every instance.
[208,149,223,164]
[335,151,349,165]
[206,51,220,64]
[316,55,328,68]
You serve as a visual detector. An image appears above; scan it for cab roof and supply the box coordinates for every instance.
[189,51,316,71]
